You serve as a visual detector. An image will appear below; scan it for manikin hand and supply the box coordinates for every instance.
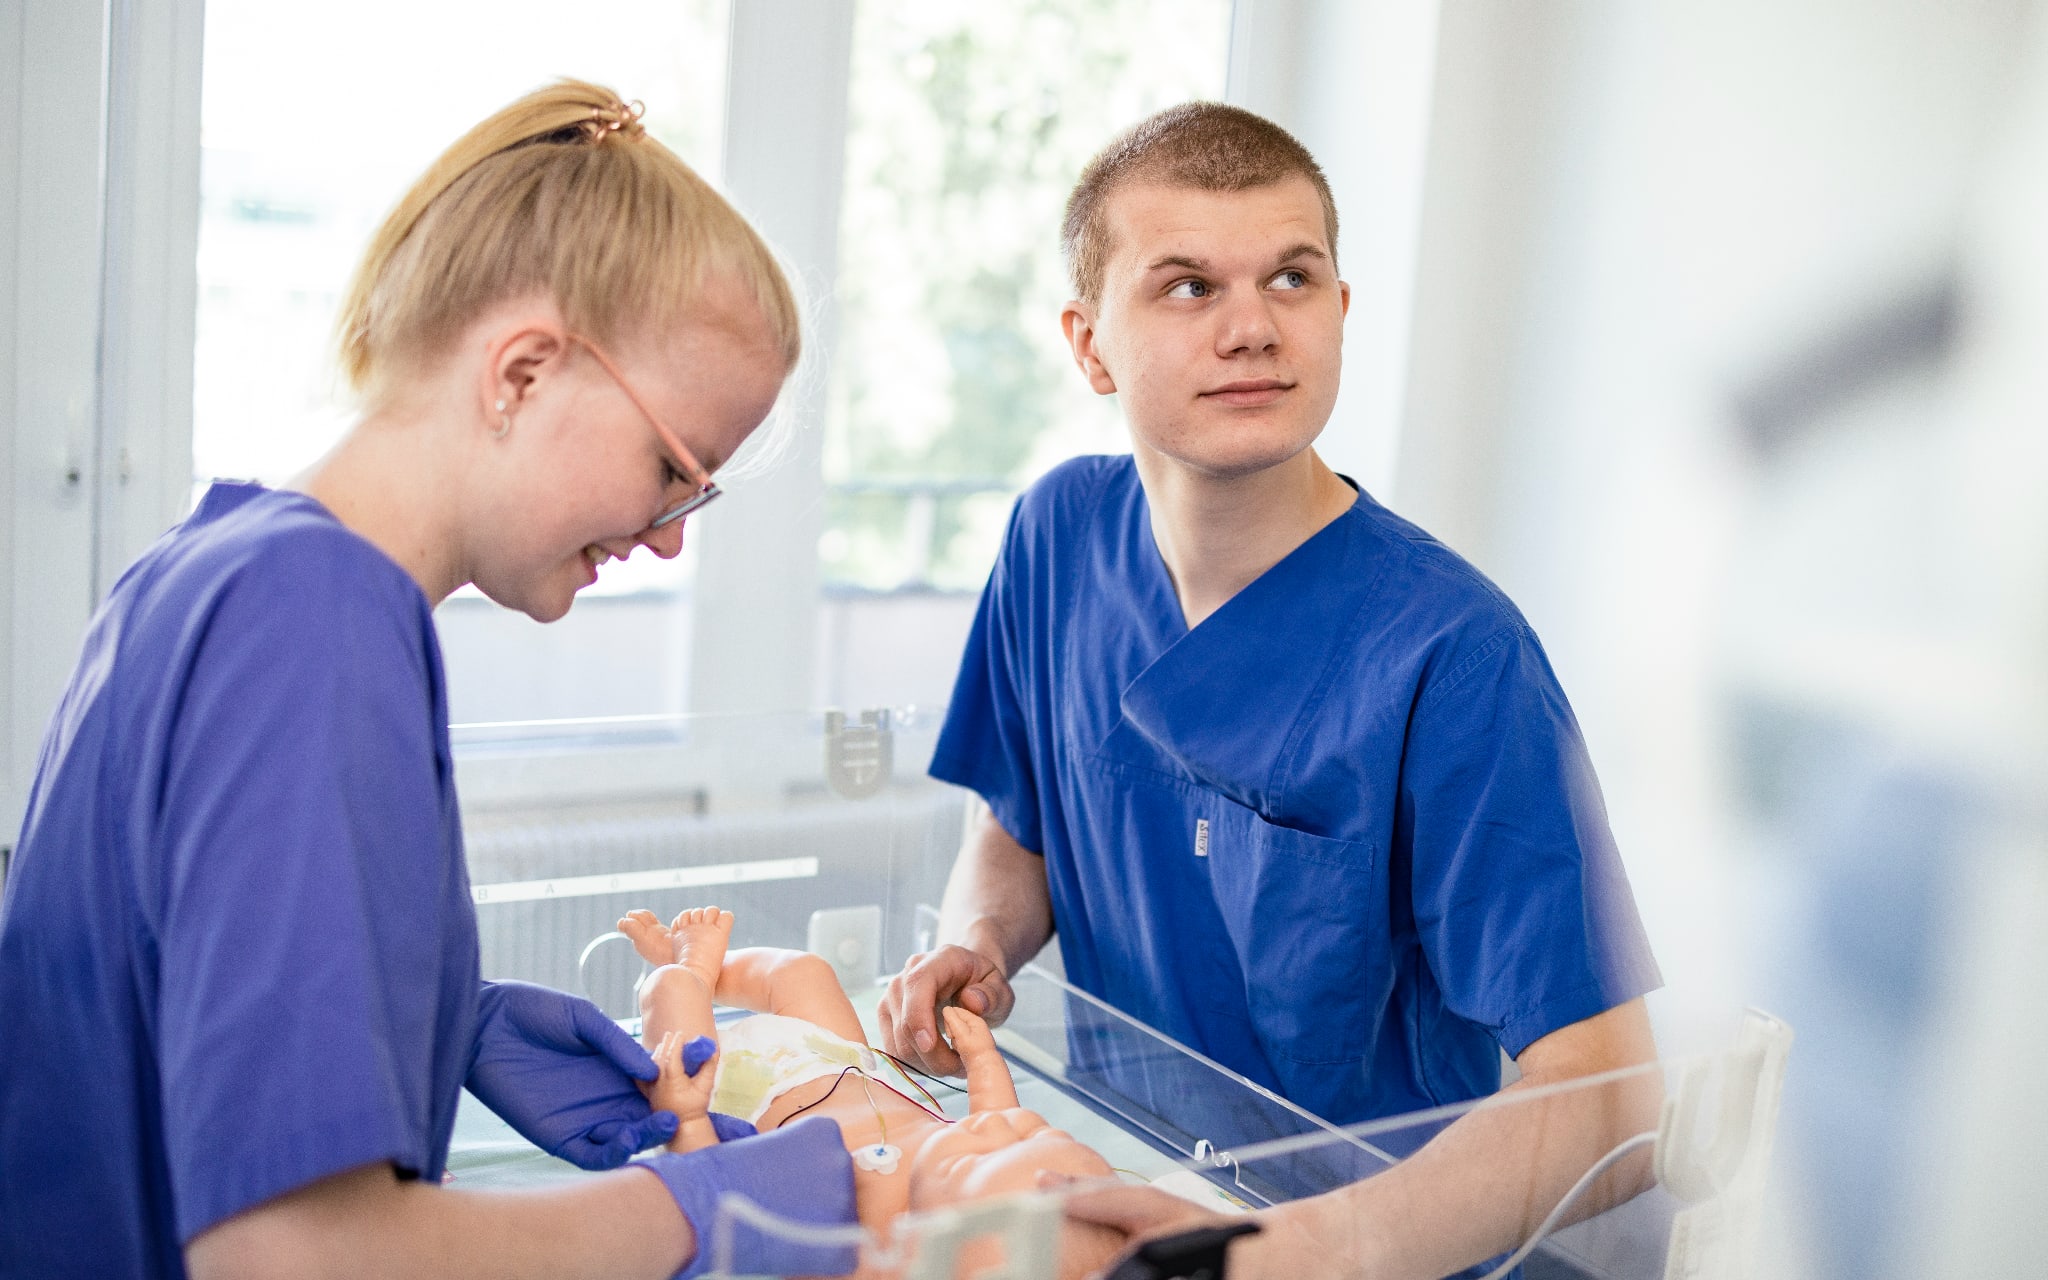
[943,1006,1021,1112]
[467,980,673,1169]
[648,1031,722,1150]
[878,945,1016,1077]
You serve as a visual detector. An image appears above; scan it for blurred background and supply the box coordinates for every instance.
[3,1,2045,1274]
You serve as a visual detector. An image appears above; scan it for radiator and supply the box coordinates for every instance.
[463,786,966,1014]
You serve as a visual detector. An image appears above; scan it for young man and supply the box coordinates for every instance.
[878,104,1665,1277]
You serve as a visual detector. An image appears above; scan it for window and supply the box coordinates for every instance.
[816,0,1231,709]
[191,0,1234,725]
[825,0,1232,591]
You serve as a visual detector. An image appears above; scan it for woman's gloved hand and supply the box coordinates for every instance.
[643,1115,860,1278]
[466,980,755,1169]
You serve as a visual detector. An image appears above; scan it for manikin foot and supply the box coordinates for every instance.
[665,906,735,992]
[618,908,679,968]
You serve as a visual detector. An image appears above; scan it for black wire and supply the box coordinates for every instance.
[873,1047,967,1095]
[777,1066,864,1125]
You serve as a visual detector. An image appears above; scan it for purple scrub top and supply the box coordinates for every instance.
[0,483,477,1276]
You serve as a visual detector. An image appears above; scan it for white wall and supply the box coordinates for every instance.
[1228,0,1440,500]
[1903,11,2048,1267]
[1381,3,2046,1276]
[1225,3,2048,1273]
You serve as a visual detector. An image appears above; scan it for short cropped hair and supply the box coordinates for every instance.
[1061,102,1339,306]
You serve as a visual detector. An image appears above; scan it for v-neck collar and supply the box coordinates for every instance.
[1102,480,1385,814]
[1130,472,1364,637]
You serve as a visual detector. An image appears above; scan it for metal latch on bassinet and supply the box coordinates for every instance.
[824,708,893,799]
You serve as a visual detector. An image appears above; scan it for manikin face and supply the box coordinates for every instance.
[1062,175,1350,481]
[472,306,785,623]
[905,1107,1114,1209]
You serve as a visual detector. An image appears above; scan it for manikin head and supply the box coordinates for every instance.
[1058,103,1351,483]
[907,1106,1115,1207]
[333,81,799,621]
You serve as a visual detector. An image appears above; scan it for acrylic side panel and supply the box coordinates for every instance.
[701,1009,1790,1280]
[441,708,1791,1280]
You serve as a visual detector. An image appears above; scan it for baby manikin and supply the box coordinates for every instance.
[618,907,1125,1277]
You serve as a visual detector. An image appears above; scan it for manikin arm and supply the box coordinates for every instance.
[647,1031,722,1153]
[944,1006,1021,1112]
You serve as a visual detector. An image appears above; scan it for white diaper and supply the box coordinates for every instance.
[1151,1169,1254,1214]
[710,1012,880,1125]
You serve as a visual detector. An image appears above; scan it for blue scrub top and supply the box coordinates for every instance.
[0,483,478,1276]
[931,456,1660,1130]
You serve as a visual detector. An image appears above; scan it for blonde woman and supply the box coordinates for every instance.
[0,83,855,1279]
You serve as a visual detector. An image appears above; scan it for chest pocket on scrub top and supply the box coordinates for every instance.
[1204,802,1387,1067]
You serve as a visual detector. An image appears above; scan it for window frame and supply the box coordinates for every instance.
[683,0,854,720]
[2,0,205,842]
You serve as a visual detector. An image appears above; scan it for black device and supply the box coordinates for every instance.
[1104,1221,1263,1280]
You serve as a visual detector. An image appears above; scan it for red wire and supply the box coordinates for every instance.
[873,1047,952,1113]
[775,1064,954,1127]
[865,1071,951,1122]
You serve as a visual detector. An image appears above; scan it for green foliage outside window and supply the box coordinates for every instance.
[824,0,1231,592]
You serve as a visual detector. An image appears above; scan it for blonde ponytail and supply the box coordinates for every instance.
[335,79,799,398]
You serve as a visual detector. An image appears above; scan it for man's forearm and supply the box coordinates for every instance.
[187,1161,690,1280]
[936,800,1055,976]
[1237,1001,1662,1280]
[1249,1067,1661,1278]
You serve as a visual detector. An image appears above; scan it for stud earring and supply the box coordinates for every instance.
[492,398,512,440]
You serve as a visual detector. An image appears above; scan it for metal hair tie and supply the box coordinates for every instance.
[585,98,646,143]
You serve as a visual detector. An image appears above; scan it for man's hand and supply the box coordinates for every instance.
[884,799,1051,1075]
[1060,1184,1253,1277]
[466,979,676,1169]
[876,945,1016,1076]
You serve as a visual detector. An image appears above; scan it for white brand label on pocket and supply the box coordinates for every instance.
[1194,818,1210,858]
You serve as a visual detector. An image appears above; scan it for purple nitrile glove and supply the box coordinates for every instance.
[682,1034,717,1077]
[466,980,752,1169]
[643,1115,860,1279]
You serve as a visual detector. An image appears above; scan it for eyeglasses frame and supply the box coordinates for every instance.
[564,332,721,529]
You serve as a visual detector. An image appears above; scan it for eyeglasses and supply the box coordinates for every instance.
[565,332,720,528]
